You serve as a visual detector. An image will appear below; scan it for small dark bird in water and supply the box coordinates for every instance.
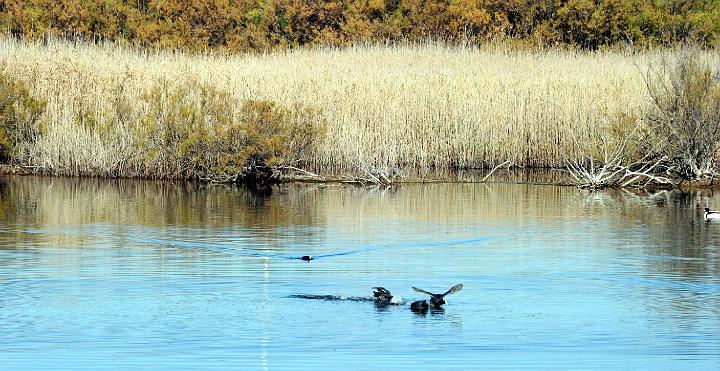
[373,287,393,302]
[410,300,429,314]
[412,284,463,308]
[300,255,313,262]
[372,287,403,306]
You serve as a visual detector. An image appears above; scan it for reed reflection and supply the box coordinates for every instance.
[1,175,719,283]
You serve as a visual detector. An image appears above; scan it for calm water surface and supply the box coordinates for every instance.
[1,176,719,370]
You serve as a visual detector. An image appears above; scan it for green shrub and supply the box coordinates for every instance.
[228,100,323,183]
[0,70,44,163]
[135,79,234,178]
[136,79,324,183]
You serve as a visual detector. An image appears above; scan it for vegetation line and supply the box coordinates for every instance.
[1,38,719,188]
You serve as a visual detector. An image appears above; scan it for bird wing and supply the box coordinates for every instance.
[442,284,463,297]
[412,287,434,296]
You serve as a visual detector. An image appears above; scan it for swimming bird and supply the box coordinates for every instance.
[705,208,720,220]
[300,255,313,262]
[372,287,403,306]
[412,284,463,308]
[410,300,429,314]
[373,287,393,302]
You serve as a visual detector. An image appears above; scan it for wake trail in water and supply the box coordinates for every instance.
[287,294,375,302]
[126,235,498,260]
[288,294,408,306]
[8,225,505,261]
[124,236,293,259]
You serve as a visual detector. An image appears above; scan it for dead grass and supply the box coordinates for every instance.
[0,38,668,177]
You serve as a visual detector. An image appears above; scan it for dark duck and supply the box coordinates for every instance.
[373,287,393,302]
[410,299,429,314]
[372,287,403,306]
[412,284,463,308]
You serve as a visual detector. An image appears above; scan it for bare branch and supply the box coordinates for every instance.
[481,160,513,182]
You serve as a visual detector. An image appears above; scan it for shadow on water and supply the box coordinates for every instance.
[226,182,274,209]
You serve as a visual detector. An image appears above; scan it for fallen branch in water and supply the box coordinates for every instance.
[277,165,323,181]
[565,153,676,189]
[563,122,676,189]
[481,160,513,182]
[277,164,404,185]
[345,163,404,185]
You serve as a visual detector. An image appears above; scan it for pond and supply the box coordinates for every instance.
[1,176,719,369]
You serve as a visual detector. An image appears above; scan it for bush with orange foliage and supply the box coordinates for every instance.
[0,0,717,52]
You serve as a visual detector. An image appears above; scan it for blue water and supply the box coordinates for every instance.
[1,177,719,370]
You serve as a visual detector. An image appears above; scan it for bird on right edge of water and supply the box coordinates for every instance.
[704,207,720,220]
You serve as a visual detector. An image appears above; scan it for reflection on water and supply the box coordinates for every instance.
[1,176,719,369]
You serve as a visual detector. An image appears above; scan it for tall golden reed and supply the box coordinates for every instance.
[0,38,656,177]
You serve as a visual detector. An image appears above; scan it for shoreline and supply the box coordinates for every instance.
[0,164,24,176]
[4,164,718,190]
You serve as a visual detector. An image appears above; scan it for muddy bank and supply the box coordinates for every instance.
[0,164,25,175]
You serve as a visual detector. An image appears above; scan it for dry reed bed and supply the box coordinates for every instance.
[0,38,654,176]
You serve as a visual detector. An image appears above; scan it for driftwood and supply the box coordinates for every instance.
[317,164,405,185]
[277,163,405,185]
[276,165,324,181]
[565,151,676,189]
[563,113,678,189]
[481,160,513,182]
[352,164,403,185]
